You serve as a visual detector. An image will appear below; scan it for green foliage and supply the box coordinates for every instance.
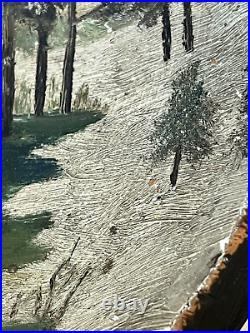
[2,212,53,270]
[15,8,135,54]
[73,83,90,110]
[48,15,69,48]
[47,75,60,111]
[77,18,107,43]
[3,319,56,331]
[228,88,248,161]
[13,79,109,116]
[14,80,32,115]
[3,111,104,200]
[15,3,60,54]
[135,3,164,28]
[152,61,216,164]
[93,2,162,27]
[73,83,109,113]
[15,14,67,54]
[3,112,104,275]
[20,3,57,32]
[15,21,37,55]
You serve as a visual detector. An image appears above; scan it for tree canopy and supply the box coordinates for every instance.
[152,61,216,165]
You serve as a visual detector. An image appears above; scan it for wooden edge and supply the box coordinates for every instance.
[170,207,248,331]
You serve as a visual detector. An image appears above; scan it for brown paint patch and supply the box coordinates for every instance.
[170,208,248,331]
[148,178,157,187]
[210,58,220,65]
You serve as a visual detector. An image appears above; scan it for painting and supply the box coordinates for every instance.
[2,2,248,331]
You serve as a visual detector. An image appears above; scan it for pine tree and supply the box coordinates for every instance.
[152,61,216,187]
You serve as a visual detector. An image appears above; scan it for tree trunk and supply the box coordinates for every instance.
[3,3,15,137]
[170,146,182,187]
[162,3,171,62]
[183,2,194,52]
[60,3,77,114]
[34,27,48,116]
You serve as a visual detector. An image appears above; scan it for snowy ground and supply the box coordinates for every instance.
[3,2,248,330]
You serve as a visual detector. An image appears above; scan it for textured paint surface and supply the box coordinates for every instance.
[2,2,247,330]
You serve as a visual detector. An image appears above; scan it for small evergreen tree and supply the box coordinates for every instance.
[152,61,216,188]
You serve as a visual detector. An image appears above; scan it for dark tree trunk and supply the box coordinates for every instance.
[34,27,48,116]
[162,3,171,62]
[183,2,194,52]
[3,3,15,137]
[170,146,182,187]
[60,3,77,114]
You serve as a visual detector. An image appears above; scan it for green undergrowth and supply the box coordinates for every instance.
[3,111,104,269]
[2,318,56,331]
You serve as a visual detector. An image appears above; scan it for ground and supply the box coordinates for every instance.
[2,2,248,330]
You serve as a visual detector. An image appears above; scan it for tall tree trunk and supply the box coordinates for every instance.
[3,3,15,137]
[34,27,48,116]
[183,2,194,52]
[170,146,182,187]
[60,3,77,114]
[162,3,171,62]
